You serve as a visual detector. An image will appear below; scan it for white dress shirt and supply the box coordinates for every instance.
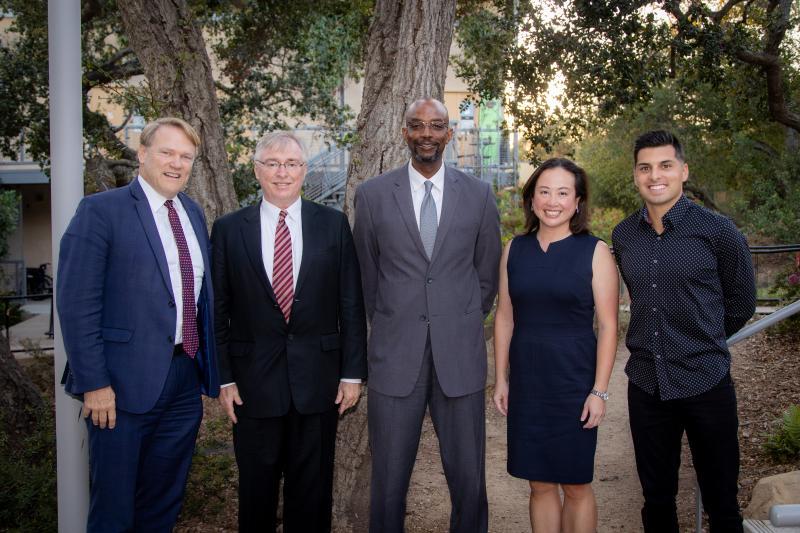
[408,160,445,228]
[260,197,303,290]
[138,177,204,345]
[222,196,358,387]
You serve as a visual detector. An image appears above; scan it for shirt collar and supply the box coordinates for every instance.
[639,194,693,230]
[260,195,302,223]
[138,176,179,215]
[408,160,445,193]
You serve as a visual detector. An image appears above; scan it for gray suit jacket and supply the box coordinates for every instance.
[353,164,501,398]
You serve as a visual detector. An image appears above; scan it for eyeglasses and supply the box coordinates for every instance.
[254,159,306,171]
[406,120,449,132]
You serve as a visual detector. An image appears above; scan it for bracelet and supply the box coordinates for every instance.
[590,389,609,401]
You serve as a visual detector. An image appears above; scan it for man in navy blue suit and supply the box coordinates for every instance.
[57,117,220,532]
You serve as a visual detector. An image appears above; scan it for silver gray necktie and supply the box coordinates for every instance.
[420,180,438,259]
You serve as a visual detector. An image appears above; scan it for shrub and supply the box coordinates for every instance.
[763,404,800,463]
[0,407,57,532]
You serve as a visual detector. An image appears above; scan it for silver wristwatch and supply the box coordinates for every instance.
[590,389,609,401]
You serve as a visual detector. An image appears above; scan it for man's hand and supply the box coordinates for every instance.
[219,384,243,424]
[83,386,116,429]
[335,382,362,415]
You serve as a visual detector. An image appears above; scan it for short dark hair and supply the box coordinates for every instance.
[633,130,684,164]
[521,158,590,236]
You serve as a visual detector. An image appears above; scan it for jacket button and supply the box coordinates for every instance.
[426,278,433,284]
[168,300,175,308]
[273,303,279,309]
[167,335,174,343]
[419,315,427,321]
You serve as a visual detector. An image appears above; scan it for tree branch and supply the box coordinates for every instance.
[83,48,143,93]
[684,181,738,223]
[729,0,800,132]
[710,0,744,24]
[84,108,138,161]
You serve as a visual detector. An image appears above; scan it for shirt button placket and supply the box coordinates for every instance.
[651,235,662,361]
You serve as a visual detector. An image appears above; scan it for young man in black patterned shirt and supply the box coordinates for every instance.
[612,130,756,533]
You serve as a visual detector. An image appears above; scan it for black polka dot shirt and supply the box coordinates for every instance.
[612,195,756,400]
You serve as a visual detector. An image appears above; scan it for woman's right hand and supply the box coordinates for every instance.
[493,380,509,416]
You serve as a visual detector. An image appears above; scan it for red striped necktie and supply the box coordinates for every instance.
[165,199,198,357]
[273,209,293,323]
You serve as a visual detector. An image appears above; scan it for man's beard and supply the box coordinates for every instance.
[412,144,442,164]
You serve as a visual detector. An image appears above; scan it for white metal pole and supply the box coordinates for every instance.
[48,1,89,531]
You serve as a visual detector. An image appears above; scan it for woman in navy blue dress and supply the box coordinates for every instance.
[493,158,618,532]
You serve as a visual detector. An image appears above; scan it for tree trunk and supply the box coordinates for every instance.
[342,0,457,223]
[334,1,456,530]
[0,330,45,446]
[117,0,237,224]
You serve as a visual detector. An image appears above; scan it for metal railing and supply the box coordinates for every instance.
[299,126,521,209]
[0,293,54,350]
[693,297,800,532]
[445,128,519,188]
[303,146,349,205]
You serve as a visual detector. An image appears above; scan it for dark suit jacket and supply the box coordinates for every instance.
[353,165,501,398]
[57,180,220,414]
[211,199,367,418]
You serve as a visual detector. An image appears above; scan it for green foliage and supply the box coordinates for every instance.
[0,408,57,532]
[763,404,800,463]
[744,152,800,243]
[590,207,626,245]
[495,187,525,245]
[576,132,640,215]
[0,189,20,259]
[0,1,372,202]
[455,0,800,160]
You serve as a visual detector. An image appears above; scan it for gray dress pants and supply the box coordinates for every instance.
[368,335,488,533]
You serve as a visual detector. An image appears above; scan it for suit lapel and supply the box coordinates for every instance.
[130,180,173,298]
[392,168,430,260]
[240,202,278,303]
[429,167,460,265]
[294,199,317,298]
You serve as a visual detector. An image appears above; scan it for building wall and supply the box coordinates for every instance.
[19,184,52,270]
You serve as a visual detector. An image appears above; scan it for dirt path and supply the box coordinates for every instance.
[404,340,703,532]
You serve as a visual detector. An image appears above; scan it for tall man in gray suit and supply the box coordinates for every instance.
[353,98,501,533]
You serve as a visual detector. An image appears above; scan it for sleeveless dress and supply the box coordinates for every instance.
[506,232,600,484]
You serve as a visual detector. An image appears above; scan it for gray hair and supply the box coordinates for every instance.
[254,131,306,162]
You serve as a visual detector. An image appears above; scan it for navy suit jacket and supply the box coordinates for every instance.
[57,179,220,414]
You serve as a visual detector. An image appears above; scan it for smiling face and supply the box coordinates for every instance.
[633,144,688,215]
[254,138,306,209]
[402,99,453,176]
[531,166,580,233]
[137,125,197,199]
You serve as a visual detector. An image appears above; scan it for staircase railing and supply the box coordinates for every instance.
[303,146,349,205]
[694,297,800,532]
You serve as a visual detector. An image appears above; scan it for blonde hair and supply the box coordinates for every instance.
[140,117,201,149]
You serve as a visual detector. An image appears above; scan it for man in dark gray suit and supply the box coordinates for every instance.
[353,98,501,533]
